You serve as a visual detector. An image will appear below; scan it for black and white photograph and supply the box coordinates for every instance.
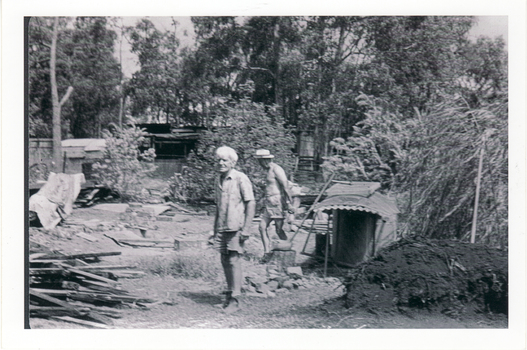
[1,1,526,349]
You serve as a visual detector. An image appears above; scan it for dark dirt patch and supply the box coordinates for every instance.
[344,237,508,320]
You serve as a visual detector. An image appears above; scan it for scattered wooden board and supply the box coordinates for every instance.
[30,290,82,313]
[74,264,134,270]
[29,246,155,325]
[32,251,122,260]
[68,268,120,285]
[30,306,90,317]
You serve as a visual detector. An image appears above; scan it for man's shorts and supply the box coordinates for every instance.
[215,231,245,254]
[262,194,286,220]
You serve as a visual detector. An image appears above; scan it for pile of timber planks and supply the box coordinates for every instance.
[30,250,154,328]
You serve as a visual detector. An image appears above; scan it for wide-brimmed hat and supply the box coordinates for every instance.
[255,149,274,159]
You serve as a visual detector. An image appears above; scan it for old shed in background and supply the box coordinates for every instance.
[312,182,399,266]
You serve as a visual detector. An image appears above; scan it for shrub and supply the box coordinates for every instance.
[169,98,296,202]
[322,94,508,246]
[92,125,156,202]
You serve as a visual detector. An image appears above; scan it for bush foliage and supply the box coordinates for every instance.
[171,98,296,202]
[92,126,157,201]
[322,94,507,246]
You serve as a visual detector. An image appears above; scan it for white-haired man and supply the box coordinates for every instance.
[255,149,293,260]
[212,146,255,313]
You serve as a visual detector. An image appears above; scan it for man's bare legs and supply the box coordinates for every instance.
[259,216,288,255]
[259,216,272,254]
[221,251,242,297]
[274,219,288,240]
[220,251,242,312]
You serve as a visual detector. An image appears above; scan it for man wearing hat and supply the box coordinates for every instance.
[255,149,293,259]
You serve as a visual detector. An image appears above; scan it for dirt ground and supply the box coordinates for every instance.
[29,203,508,329]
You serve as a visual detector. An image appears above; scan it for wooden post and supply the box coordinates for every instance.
[470,147,485,243]
[62,150,67,173]
[323,230,330,278]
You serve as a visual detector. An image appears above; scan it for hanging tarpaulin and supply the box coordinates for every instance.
[29,172,85,230]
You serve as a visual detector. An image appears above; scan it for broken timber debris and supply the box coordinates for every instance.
[29,249,155,328]
[33,251,121,261]
[103,232,176,248]
[174,236,209,250]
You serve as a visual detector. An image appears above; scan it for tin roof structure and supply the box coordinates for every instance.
[314,182,399,218]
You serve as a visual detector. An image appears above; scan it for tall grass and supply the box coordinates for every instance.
[322,95,508,247]
[136,249,222,280]
[397,101,507,247]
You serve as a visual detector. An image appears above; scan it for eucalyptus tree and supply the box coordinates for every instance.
[457,36,508,107]
[125,18,182,124]
[67,17,121,138]
[28,16,121,140]
[28,17,71,139]
[359,16,475,114]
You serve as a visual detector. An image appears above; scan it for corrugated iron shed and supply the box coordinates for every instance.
[314,182,398,218]
[314,193,399,218]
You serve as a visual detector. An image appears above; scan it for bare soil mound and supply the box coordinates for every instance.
[344,237,508,319]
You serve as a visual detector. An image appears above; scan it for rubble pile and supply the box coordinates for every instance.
[29,243,157,328]
[243,264,342,298]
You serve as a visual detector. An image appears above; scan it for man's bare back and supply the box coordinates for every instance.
[255,150,292,255]
[265,162,288,197]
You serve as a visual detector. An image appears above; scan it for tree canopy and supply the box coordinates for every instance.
[28,16,508,245]
[29,17,121,139]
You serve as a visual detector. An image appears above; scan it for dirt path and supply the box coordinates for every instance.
[30,271,505,329]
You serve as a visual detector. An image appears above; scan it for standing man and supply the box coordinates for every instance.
[213,146,255,313]
[255,149,293,259]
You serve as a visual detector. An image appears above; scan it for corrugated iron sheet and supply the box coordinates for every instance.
[314,193,399,218]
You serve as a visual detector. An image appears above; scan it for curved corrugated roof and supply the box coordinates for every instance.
[313,193,399,217]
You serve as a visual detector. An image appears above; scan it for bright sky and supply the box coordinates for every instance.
[469,16,508,43]
[117,16,196,77]
[118,16,508,78]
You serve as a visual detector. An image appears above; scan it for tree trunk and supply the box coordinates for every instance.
[272,19,281,106]
[118,20,124,128]
[50,17,62,172]
[50,17,73,172]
